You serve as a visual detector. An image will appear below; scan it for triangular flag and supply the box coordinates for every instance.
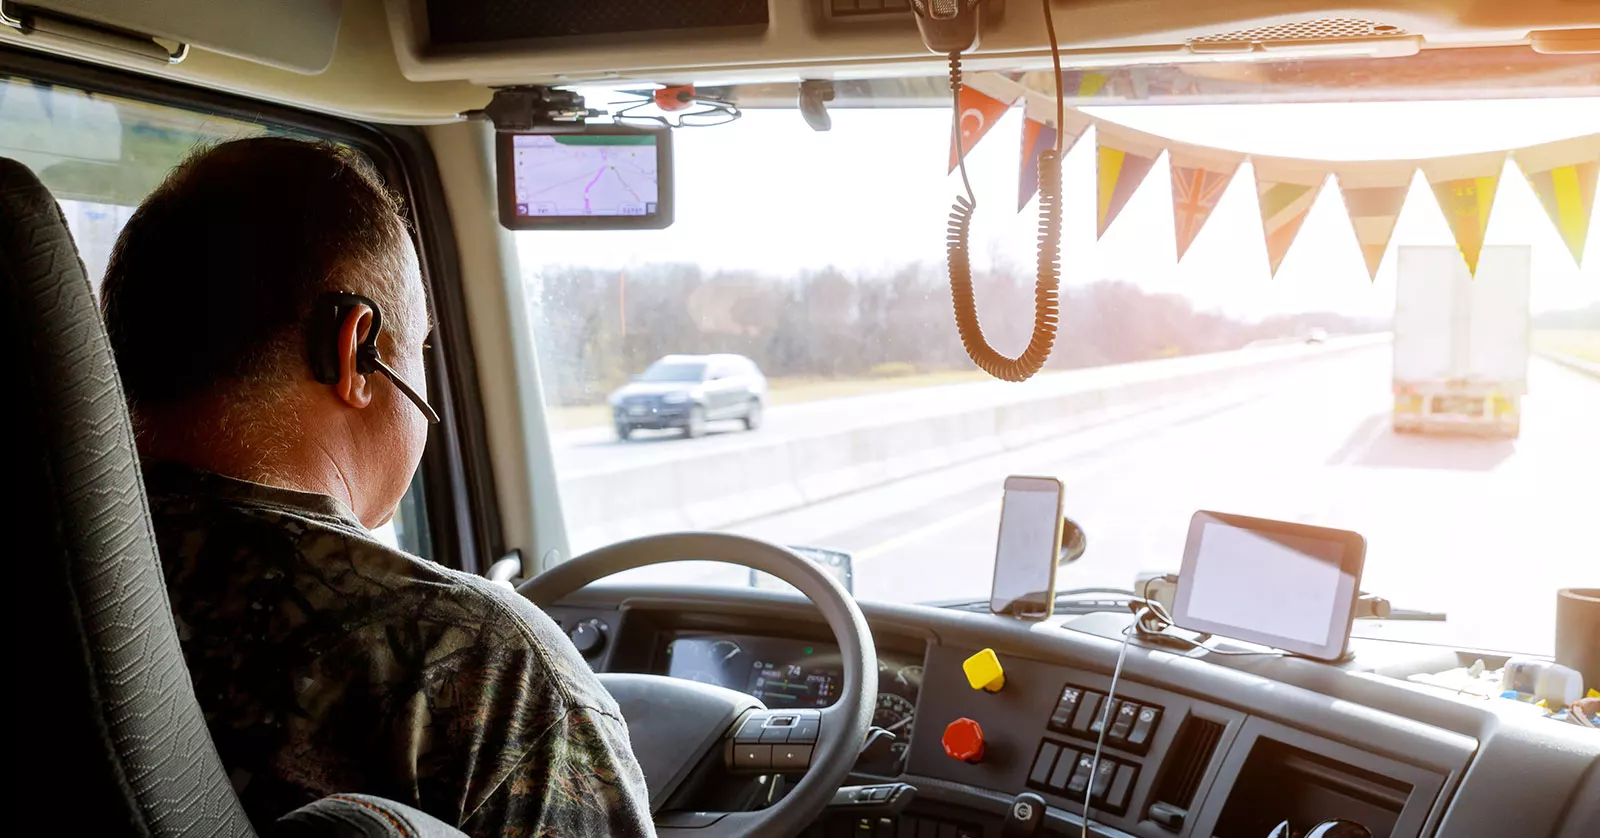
[1018,118,1057,212]
[1061,70,1111,99]
[1513,134,1600,266]
[1253,157,1330,277]
[1168,145,1242,261]
[948,73,1023,173]
[1422,151,1505,276]
[1334,160,1417,281]
[1095,123,1162,239]
[1016,94,1089,211]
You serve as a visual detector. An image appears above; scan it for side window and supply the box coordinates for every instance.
[0,76,431,558]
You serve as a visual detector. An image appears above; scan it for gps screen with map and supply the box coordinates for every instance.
[496,127,673,230]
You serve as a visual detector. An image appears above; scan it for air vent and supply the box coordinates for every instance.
[1150,715,1224,825]
[1189,18,1405,47]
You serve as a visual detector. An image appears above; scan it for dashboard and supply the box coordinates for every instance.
[653,632,925,771]
[548,587,1600,838]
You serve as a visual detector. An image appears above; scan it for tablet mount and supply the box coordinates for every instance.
[1134,573,1388,663]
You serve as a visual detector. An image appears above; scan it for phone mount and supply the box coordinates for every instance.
[1058,516,1087,566]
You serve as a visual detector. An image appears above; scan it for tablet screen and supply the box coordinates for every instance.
[1172,512,1365,661]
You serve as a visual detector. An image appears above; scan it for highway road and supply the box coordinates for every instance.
[572,350,1598,657]
[552,342,1348,477]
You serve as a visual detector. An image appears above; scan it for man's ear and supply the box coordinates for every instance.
[334,304,375,409]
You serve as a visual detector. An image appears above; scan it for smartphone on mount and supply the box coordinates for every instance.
[989,475,1065,620]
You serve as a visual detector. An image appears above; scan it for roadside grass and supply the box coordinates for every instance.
[545,368,1018,432]
[1532,329,1600,363]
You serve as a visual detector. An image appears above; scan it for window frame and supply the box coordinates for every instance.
[0,44,504,575]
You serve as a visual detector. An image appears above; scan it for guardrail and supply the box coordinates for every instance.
[559,334,1390,552]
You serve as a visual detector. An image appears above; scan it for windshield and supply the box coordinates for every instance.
[638,361,707,382]
[521,81,1599,657]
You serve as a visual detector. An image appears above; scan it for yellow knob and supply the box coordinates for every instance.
[963,648,1005,692]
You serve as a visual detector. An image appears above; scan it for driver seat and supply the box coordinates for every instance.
[2,156,467,838]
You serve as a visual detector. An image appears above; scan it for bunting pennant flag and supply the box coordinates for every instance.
[1017,92,1090,211]
[962,93,1600,282]
[1018,115,1057,212]
[1061,70,1111,99]
[1168,145,1243,261]
[1095,123,1163,239]
[1512,135,1600,266]
[1422,151,1505,276]
[948,73,1025,173]
[1334,161,1417,281]
[1253,157,1331,277]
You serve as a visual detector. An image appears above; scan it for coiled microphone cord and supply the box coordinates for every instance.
[945,52,1064,382]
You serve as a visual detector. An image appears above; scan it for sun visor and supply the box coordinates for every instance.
[24,0,345,74]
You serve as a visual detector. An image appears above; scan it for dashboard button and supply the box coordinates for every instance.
[962,648,1006,692]
[1109,701,1138,741]
[1047,749,1077,791]
[790,717,820,743]
[1091,757,1118,800]
[1127,705,1161,747]
[1070,692,1104,735]
[733,744,771,770]
[1028,741,1060,788]
[1089,699,1117,737]
[760,725,791,743]
[1066,753,1096,797]
[734,715,768,743]
[1106,763,1138,811]
[1050,686,1083,732]
[772,744,812,771]
[568,618,607,657]
[941,717,985,763]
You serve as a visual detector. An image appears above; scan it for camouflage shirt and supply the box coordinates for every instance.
[145,463,655,837]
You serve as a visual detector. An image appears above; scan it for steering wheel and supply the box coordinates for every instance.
[518,532,878,838]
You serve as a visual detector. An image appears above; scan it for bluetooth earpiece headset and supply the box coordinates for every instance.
[307,291,440,424]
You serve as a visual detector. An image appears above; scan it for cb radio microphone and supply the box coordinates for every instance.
[909,0,983,54]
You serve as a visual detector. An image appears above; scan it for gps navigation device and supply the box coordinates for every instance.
[496,125,673,230]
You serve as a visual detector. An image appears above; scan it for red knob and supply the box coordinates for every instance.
[942,717,985,763]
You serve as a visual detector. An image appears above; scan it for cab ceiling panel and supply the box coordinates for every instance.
[425,0,769,46]
[389,0,1600,86]
[25,0,345,73]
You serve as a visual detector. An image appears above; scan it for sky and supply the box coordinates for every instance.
[516,97,1600,320]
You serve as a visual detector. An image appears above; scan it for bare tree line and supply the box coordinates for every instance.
[528,261,1385,407]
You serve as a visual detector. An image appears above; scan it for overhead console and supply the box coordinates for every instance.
[385,0,1600,87]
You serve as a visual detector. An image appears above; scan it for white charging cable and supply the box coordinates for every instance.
[1082,619,1136,837]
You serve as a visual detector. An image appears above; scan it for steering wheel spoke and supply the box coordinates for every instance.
[520,533,878,838]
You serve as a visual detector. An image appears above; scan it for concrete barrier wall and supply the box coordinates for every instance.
[561,335,1390,552]
[1536,349,1600,380]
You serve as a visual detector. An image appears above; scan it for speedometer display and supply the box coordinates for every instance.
[874,693,915,735]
